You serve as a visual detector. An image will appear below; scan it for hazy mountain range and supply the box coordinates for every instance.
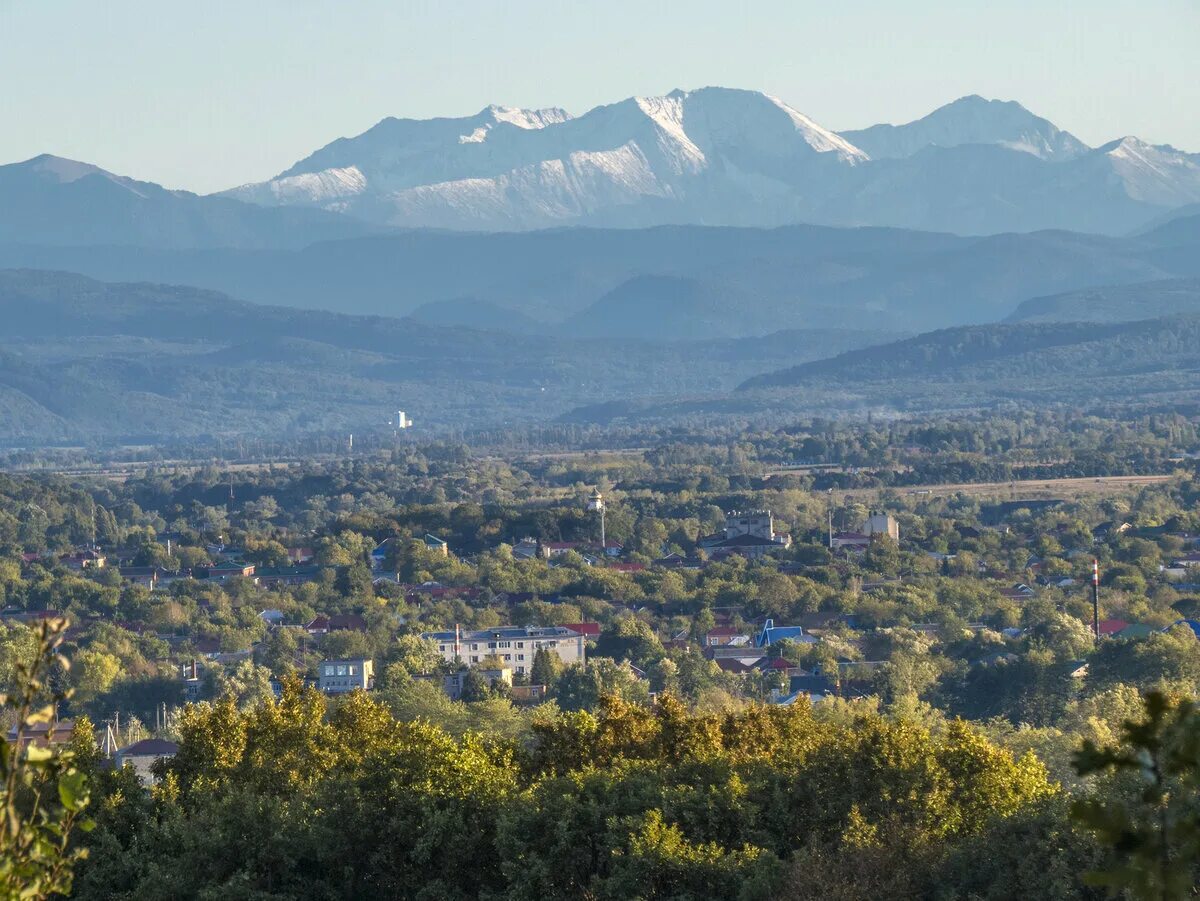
[222,88,1200,236]
[6,251,1200,440]
[1008,278,1200,324]
[0,154,380,250]
[567,314,1200,426]
[4,87,1200,441]
[0,269,899,442]
[2,214,1196,338]
[4,89,1199,248]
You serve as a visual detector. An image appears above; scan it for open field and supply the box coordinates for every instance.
[880,473,1175,500]
[8,452,1180,504]
[14,460,305,483]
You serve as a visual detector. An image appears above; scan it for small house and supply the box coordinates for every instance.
[115,738,178,786]
[318,658,374,694]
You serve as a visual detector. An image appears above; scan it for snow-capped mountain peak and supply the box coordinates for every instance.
[631,92,707,172]
[665,87,867,162]
[481,104,572,130]
[1097,136,1200,205]
[460,105,574,143]
[841,94,1089,161]
[214,88,1199,235]
[222,87,868,228]
[762,93,868,159]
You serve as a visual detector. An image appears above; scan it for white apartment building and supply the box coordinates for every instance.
[421,625,586,676]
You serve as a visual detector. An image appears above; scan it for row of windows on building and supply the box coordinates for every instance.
[438,639,557,653]
[467,653,526,664]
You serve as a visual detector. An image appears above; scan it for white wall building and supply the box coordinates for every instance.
[422,625,586,676]
[319,658,375,693]
[865,513,900,542]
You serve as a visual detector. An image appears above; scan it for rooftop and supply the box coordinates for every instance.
[423,625,583,641]
[118,738,179,757]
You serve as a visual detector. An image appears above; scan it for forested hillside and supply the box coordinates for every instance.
[0,270,894,442]
[3,216,1193,333]
[1008,278,1200,323]
[737,316,1200,407]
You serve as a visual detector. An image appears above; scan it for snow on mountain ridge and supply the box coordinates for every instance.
[460,106,573,144]
[251,166,368,206]
[224,87,864,228]
[841,95,1089,161]
[484,104,572,130]
[1099,137,1200,205]
[214,89,1200,235]
[762,93,867,160]
[632,93,707,175]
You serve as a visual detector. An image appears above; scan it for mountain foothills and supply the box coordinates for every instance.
[0,210,1199,442]
[2,214,1198,337]
[0,269,899,442]
[8,256,1200,440]
[737,316,1200,405]
[1009,278,1200,324]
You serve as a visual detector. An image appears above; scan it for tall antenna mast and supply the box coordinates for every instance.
[827,488,834,549]
[1092,559,1101,642]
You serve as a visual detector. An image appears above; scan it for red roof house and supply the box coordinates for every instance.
[562,622,601,638]
[1098,618,1130,637]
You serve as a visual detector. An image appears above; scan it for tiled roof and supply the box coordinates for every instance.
[119,738,179,757]
[562,622,601,637]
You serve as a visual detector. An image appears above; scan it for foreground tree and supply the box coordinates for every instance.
[1073,691,1200,899]
[0,618,92,900]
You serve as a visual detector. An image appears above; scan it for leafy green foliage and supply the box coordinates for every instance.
[1073,691,1200,899]
[0,618,92,900]
[70,690,1067,900]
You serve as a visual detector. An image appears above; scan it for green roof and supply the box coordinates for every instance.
[1115,623,1156,639]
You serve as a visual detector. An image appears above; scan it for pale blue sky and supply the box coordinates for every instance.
[3,0,1197,193]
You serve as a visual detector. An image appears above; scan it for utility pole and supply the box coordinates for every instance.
[1092,558,1101,642]
[827,488,834,549]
